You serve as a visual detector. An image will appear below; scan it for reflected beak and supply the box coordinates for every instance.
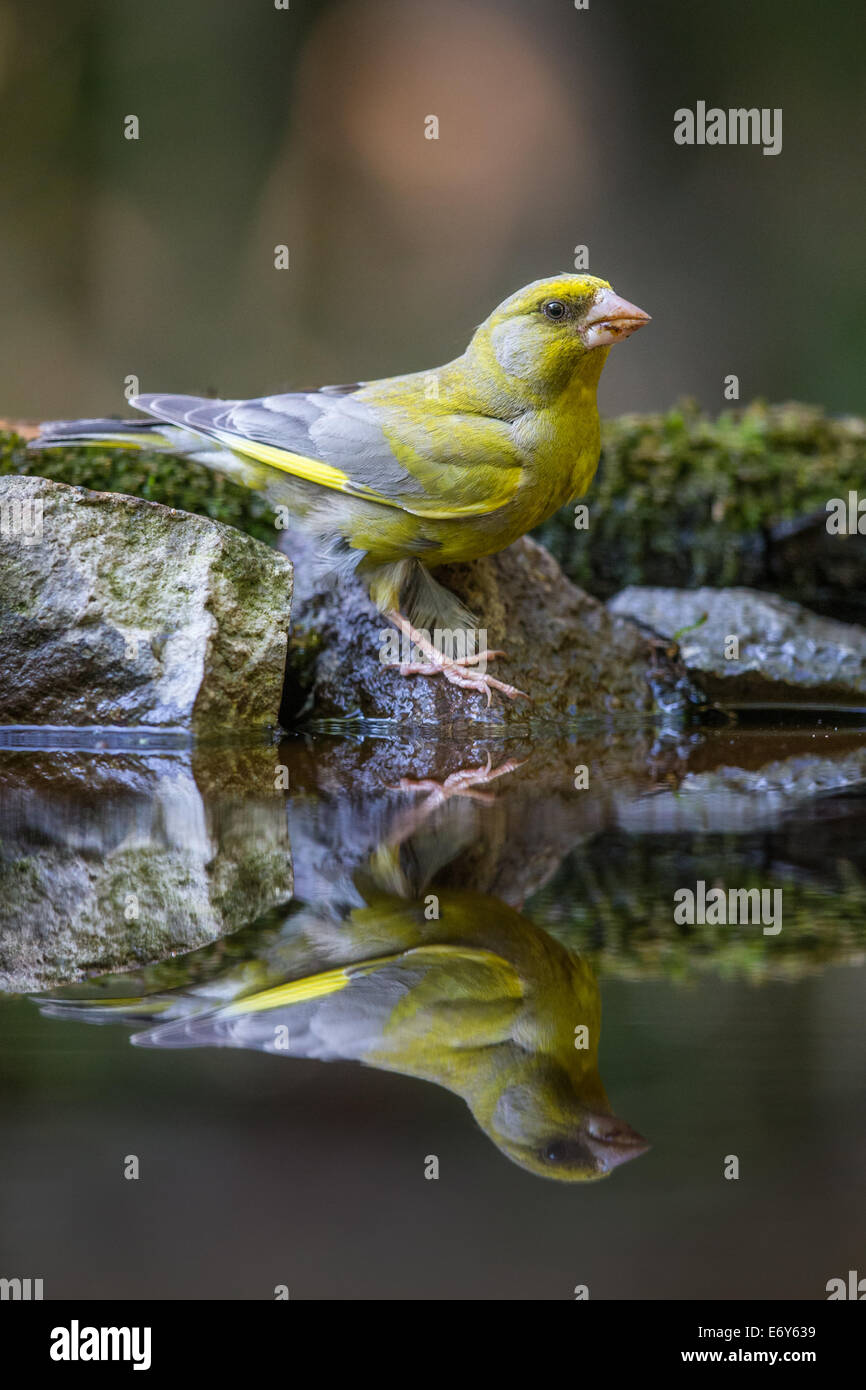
[585,1112,651,1172]
[581,288,651,349]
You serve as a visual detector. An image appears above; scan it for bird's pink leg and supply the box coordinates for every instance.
[393,753,527,807]
[384,611,530,706]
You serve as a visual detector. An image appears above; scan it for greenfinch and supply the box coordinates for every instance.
[31,274,649,704]
[37,769,648,1185]
[38,880,647,1183]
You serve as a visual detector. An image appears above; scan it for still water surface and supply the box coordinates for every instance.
[1,721,864,1298]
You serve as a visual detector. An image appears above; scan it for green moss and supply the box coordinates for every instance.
[0,429,277,545]
[535,399,866,602]
[528,833,866,983]
[286,624,322,667]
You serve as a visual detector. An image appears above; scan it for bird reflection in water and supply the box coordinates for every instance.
[38,757,648,1182]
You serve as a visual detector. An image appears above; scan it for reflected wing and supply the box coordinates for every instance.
[130,946,524,1059]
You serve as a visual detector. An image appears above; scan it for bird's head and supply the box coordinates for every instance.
[485,1073,650,1182]
[468,274,650,400]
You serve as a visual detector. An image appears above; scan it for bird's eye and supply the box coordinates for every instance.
[542,300,568,321]
[543,1141,567,1163]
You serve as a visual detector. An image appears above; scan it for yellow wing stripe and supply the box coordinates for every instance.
[216,433,409,511]
[221,953,408,1017]
[48,433,173,451]
[223,965,354,1015]
[220,436,352,491]
[217,945,522,1020]
[218,433,518,520]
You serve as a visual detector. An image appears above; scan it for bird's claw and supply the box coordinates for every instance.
[388,660,529,705]
[392,752,527,805]
[384,612,531,705]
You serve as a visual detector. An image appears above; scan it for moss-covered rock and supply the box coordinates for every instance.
[0,474,292,731]
[5,402,865,725]
[7,403,865,625]
[0,424,277,543]
[536,400,866,620]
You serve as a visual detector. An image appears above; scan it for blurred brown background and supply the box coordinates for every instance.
[1,0,863,419]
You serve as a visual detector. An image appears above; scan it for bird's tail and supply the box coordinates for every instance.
[27,416,178,452]
[28,414,264,488]
[35,991,184,1026]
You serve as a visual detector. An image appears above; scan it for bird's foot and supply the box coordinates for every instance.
[395,656,527,705]
[384,613,530,706]
[393,752,527,807]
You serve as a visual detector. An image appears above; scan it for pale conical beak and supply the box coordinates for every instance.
[581,288,651,349]
[584,1112,651,1172]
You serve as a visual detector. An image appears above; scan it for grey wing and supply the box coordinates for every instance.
[130,962,423,1061]
[130,389,419,504]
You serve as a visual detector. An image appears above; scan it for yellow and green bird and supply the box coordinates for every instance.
[38,882,648,1183]
[31,274,649,704]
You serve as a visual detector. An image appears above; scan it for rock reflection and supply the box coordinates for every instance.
[0,740,293,993]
